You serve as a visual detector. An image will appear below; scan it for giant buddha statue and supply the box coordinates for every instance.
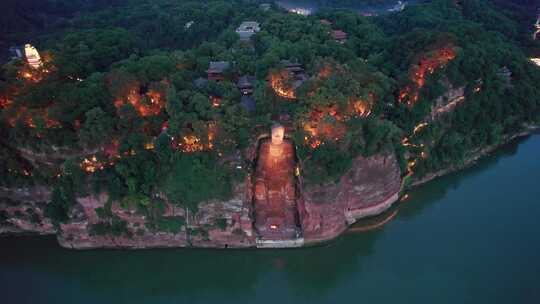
[253,123,298,238]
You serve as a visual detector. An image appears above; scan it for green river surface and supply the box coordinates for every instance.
[1,133,540,303]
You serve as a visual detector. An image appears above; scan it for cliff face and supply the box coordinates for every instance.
[430,80,466,120]
[0,186,55,235]
[0,152,402,249]
[300,153,401,244]
[58,183,256,249]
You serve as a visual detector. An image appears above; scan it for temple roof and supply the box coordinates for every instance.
[207,61,231,73]
[332,30,348,40]
[238,75,255,88]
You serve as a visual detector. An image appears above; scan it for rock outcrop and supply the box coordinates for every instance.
[58,184,255,249]
[0,186,55,235]
[300,153,401,244]
[430,80,466,120]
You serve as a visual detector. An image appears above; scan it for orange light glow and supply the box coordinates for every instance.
[302,116,345,149]
[211,96,221,108]
[399,46,457,107]
[17,52,53,83]
[270,71,296,99]
[7,106,61,130]
[172,123,217,153]
[80,156,106,173]
[114,88,165,117]
[404,157,419,177]
[18,69,43,83]
[36,113,60,129]
[0,97,13,109]
[181,136,205,152]
[351,98,372,118]
[402,137,410,147]
[144,142,155,150]
[301,97,374,149]
[413,122,428,135]
[318,64,332,78]
[433,96,465,117]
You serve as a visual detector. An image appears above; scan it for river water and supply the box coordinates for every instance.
[1,133,539,303]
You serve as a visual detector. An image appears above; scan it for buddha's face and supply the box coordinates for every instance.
[271,125,285,145]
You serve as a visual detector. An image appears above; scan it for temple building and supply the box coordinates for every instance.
[320,19,332,26]
[282,60,308,88]
[237,75,255,95]
[332,30,348,44]
[236,21,261,42]
[24,44,42,69]
[207,61,230,82]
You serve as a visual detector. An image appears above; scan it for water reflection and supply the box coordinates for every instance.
[395,135,524,221]
[0,231,381,301]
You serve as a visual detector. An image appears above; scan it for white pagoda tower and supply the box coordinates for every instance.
[24,44,42,69]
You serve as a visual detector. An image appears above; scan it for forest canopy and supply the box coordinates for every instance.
[1,0,539,220]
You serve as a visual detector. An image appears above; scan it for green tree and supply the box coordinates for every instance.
[79,107,114,149]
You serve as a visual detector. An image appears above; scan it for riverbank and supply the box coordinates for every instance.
[411,125,539,188]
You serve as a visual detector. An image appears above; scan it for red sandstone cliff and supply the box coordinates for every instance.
[300,153,401,244]
[0,152,401,249]
[57,183,255,249]
[0,186,55,235]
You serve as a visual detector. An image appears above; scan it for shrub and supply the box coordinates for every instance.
[95,200,113,219]
[89,217,130,237]
[44,202,69,225]
[26,208,41,224]
[215,218,227,230]
[163,154,232,211]
[148,216,185,234]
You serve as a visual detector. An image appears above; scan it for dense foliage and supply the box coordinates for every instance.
[1,0,539,221]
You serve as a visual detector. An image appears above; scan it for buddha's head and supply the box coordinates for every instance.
[271,123,285,146]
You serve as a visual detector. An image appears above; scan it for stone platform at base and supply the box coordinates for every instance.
[256,237,304,248]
